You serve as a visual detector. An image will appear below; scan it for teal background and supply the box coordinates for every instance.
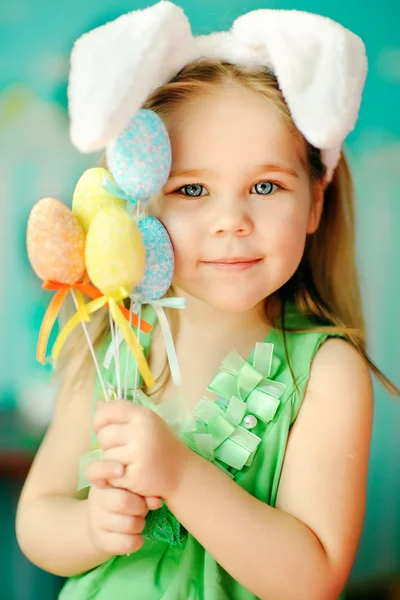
[0,0,399,597]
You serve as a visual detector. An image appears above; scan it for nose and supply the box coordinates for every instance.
[209,194,254,237]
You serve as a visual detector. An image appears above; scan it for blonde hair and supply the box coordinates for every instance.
[58,59,399,396]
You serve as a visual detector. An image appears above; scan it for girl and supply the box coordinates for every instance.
[16,4,399,600]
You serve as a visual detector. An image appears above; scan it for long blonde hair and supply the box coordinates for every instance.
[58,59,399,395]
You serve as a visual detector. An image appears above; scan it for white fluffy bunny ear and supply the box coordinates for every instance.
[196,9,367,181]
[68,1,197,153]
[68,1,367,181]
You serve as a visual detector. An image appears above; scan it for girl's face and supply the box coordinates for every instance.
[156,83,323,313]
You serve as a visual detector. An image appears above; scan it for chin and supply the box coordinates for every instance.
[199,290,267,313]
[174,278,273,313]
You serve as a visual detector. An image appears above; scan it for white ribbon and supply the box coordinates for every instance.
[104,296,186,386]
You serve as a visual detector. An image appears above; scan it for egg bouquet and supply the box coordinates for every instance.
[27,109,184,402]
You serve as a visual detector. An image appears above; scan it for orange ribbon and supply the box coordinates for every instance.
[37,276,152,365]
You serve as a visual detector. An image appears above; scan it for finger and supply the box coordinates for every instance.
[107,473,132,491]
[96,532,144,555]
[103,446,134,465]
[97,423,130,451]
[103,488,148,517]
[102,513,145,536]
[86,460,124,488]
[106,460,140,491]
[93,399,136,435]
[145,496,163,511]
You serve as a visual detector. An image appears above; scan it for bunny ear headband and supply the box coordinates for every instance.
[68,0,367,183]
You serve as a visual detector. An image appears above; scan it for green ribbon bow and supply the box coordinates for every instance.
[182,343,286,472]
[209,343,285,424]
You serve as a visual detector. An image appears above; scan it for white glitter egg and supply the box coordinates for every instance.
[135,216,174,301]
[106,109,172,204]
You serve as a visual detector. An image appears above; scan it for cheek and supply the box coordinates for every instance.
[157,206,199,274]
[263,208,309,267]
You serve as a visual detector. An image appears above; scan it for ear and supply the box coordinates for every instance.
[306,177,326,234]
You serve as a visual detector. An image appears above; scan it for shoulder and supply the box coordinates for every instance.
[306,337,373,413]
[271,325,373,422]
[295,337,374,444]
[284,336,374,458]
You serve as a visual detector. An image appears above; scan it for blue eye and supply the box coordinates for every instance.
[252,181,280,195]
[178,184,205,197]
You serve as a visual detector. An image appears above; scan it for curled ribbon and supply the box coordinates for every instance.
[52,287,155,389]
[104,295,186,386]
[132,295,186,386]
[37,276,93,364]
[37,276,152,365]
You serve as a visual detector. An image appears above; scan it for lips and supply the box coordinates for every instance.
[202,257,263,264]
[201,257,263,272]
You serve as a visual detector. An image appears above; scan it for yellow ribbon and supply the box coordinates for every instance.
[36,279,95,364]
[52,289,155,389]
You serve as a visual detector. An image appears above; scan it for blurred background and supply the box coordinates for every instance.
[0,0,399,598]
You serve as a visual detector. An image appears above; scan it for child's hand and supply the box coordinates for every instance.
[93,399,192,500]
[86,459,162,555]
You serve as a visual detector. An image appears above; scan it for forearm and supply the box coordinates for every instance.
[16,495,113,577]
[167,452,337,600]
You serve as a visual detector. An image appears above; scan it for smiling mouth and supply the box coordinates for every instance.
[201,258,263,271]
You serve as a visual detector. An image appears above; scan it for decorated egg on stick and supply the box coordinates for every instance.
[106,109,172,205]
[135,216,174,301]
[27,197,85,285]
[86,204,145,298]
[72,167,125,232]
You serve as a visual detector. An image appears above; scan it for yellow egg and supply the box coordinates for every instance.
[72,167,126,232]
[27,197,85,284]
[86,205,145,297]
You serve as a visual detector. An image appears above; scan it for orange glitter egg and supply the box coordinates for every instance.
[27,197,86,285]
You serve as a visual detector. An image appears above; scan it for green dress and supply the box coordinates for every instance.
[59,304,346,600]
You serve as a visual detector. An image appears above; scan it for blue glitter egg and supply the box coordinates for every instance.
[135,216,174,301]
[106,109,172,204]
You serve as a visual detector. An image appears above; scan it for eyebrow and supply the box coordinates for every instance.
[169,163,299,179]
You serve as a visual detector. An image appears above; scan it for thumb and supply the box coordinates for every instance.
[145,496,163,511]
